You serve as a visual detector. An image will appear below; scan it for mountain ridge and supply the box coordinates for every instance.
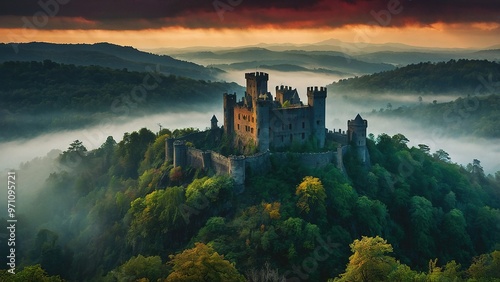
[0,42,222,80]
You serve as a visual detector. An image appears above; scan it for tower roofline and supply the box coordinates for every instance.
[348,113,368,126]
[245,72,269,79]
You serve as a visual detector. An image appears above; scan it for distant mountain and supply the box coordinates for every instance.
[172,47,395,75]
[353,51,465,66]
[354,50,500,66]
[328,59,500,95]
[151,39,500,75]
[0,42,222,80]
[470,49,500,61]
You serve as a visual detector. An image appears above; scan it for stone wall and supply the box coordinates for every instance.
[211,151,230,176]
[169,136,350,193]
[233,106,257,145]
[270,107,312,148]
[187,148,205,170]
[245,151,271,174]
[272,151,337,170]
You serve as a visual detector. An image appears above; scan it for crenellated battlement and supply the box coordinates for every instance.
[306,86,327,97]
[276,85,293,91]
[245,72,269,79]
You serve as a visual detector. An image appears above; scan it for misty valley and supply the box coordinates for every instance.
[1,42,500,281]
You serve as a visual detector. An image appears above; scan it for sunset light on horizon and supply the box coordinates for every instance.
[0,0,499,50]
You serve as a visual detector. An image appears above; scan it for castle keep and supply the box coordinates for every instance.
[224,72,327,151]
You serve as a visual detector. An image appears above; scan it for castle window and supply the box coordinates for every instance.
[302,122,305,129]
[281,136,284,142]
[289,124,292,130]
[237,124,240,130]
[238,113,241,120]
[302,133,305,139]
[251,128,254,134]
[252,117,254,122]
[316,120,320,125]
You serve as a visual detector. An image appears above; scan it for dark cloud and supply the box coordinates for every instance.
[0,0,499,30]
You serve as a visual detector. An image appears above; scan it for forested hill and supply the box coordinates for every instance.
[1,127,499,281]
[370,94,500,139]
[0,60,243,141]
[329,59,500,95]
[0,42,222,80]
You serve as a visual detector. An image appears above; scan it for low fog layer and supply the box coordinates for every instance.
[366,116,500,174]
[0,108,221,173]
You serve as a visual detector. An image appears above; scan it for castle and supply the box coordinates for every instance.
[223,72,327,152]
[166,72,368,190]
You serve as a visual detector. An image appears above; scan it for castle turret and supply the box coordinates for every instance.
[276,85,300,106]
[307,86,327,148]
[347,114,368,163]
[211,115,218,130]
[223,93,236,135]
[245,72,269,101]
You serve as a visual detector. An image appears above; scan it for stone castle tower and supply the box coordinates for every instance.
[347,114,368,163]
[223,72,327,152]
[307,86,327,148]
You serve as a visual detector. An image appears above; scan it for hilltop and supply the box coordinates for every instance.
[369,94,500,139]
[328,59,500,95]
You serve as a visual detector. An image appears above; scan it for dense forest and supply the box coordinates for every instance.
[369,94,500,139]
[1,127,499,281]
[0,60,242,141]
[329,59,500,95]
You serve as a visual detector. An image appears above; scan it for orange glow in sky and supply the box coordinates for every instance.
[1,23,499,50]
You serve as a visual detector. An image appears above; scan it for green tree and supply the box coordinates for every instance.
[440,209,473,263]
[0,265,63,282]
[427,259,463,282]
[166,242,245,282]
[29,229,73,279]
[354,196,388,236]
[67,139,87,153]
[109,255,166,282]
[295,176,327,217]
[409,196,435,261]
[334,236,398,282]
[468,250,500,279]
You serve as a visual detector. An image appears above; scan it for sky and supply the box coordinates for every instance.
[0,0,500,49]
